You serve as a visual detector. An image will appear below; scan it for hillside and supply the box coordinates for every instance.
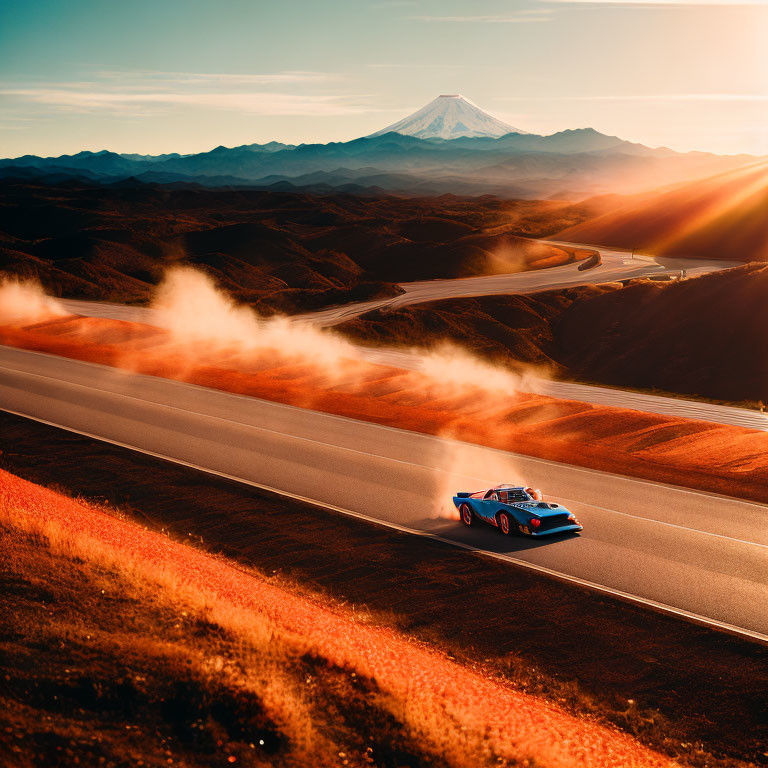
[0,180,587,307]
[339,262,768,405]
[2,467,690,768]
[557,160,768,261]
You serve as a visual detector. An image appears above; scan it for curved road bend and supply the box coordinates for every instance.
[60,244,732,328]
[57,245,766,431]
[1,345,767,641]
[62,242,734,327]
[293,245,732,326]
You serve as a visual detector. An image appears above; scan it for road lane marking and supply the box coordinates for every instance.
[3,345,768,513]
[2,402,766,646]
[555,496,768,550]
[2,365,767,553]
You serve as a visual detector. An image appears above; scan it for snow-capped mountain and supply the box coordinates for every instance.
[368,94,527,140]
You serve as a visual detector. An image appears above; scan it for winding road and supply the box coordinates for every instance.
[6,242,766,641]
[1,344,766,642]
[60,243,730,327]
[294,244,732,326]
[58,244,766,431]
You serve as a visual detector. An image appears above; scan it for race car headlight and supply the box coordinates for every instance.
[529,518,541,528]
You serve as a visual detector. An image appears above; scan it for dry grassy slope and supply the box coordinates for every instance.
[0,468,679,768]
[3,412,768,768]
[557,161,768,262]
[0,181,581,309]
[3,314,768,502]
[1,527,290,768]
[1,509,445,768]
[340,262,768,405]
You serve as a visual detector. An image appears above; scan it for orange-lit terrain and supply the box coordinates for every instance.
[1,467,678,768]
[0,181,586,311]
[4,3,767,767]
[5,403,768,768]
[3,312,768,504]
[338,262,768,404]
[557,161,768,262]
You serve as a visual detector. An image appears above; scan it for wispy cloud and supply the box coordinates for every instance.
[411,9,552,22]
[543,0,767,5]
[96,70,341,85]
[1,87,379,116]
[496,92,768,101]
[0,70,388,118]
[367,62,468,68]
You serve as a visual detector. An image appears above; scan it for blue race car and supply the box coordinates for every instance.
[453,484,582,537]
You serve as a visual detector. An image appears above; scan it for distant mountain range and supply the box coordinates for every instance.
[1,95,760,200]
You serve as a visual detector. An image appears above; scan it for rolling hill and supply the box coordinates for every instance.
[557,160,768,262]
[0,180,582,307]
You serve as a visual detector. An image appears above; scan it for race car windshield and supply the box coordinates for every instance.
[501,489,530,502]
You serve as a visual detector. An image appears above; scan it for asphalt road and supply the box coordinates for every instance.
[293,245,733,326]
[2,344,766,641]
[57,245,768,431]
[60,243,731,328]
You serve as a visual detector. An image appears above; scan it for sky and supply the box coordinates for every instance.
[1,0,766,157]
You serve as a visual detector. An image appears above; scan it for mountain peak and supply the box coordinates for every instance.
[368,95,527,140]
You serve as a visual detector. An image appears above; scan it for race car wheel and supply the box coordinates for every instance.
[459,504,473,526]
[498,511,511,536]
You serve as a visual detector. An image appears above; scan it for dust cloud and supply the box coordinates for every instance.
[429,437,527,520]
[483,238,568,275]
[420,345,538,399]
[150,266,363,371]
[1,268,542,519]
[483,240,528,275]
[0,277,70,326]
[148,267,541,519]
[150,266,540,402]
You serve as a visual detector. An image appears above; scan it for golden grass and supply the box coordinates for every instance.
[1,496,330,765]
[0,467,678,768]
[4,314,768,504]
